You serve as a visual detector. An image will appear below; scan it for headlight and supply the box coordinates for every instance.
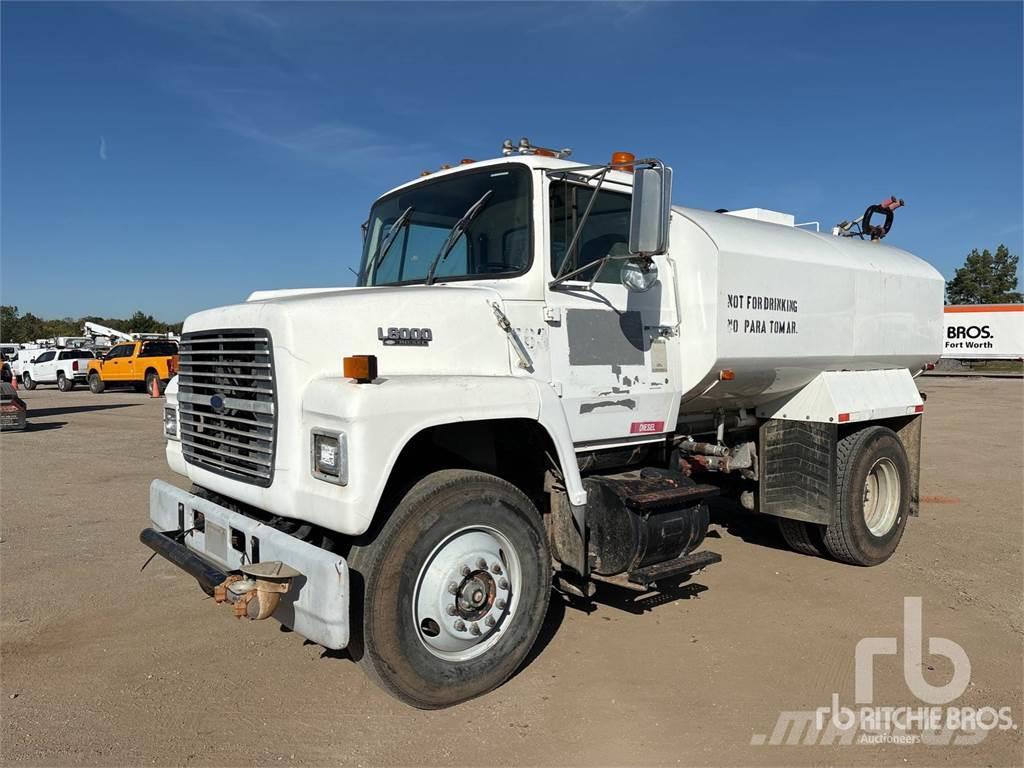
[163,406,178,439]
[311,429,347,485]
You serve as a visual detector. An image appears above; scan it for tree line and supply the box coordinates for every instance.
[0,306,183,344]
[945,244,1020,304]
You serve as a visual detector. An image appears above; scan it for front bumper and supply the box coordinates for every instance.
[145,480,350,649]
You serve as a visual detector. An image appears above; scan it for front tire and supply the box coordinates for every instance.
[349,469,551,709]
[88,373,105,393]
[22,372,36,391]
[57,372,74,392]
[823,426,910,566]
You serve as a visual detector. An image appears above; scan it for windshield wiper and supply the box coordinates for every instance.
[363,206,413,284]
[424,190,493,285]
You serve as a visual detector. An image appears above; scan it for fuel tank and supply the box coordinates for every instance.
[668,207,944,412]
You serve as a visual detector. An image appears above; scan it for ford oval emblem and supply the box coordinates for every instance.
[209,393,226,412]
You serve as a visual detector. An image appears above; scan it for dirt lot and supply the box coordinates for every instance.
[1,379,1022,767]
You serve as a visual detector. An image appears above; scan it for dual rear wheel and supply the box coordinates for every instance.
[777,426,910,566]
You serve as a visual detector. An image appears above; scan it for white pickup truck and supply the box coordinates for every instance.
[21,348,96,391]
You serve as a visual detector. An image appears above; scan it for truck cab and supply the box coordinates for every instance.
[144,142,943,708]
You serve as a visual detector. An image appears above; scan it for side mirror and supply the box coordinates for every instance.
[628,162,673,256]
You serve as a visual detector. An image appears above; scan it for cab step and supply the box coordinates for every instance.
[627,550,722,588]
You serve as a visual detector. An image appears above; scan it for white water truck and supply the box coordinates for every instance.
[143,140,944,707]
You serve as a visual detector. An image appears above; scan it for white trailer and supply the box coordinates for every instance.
[143,142,944,708]
[942,304,1024,361]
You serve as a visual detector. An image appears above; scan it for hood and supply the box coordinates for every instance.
[182,284,515,381]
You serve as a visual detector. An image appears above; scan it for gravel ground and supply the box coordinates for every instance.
[1,379,1021,767]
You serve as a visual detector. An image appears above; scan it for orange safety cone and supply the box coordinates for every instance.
[150,376,161,398]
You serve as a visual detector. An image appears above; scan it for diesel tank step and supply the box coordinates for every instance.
[628,550,722,588]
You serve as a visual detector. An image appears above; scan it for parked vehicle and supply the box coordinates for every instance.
[0,382,27,431]
[8,347,47,381]
[21,348,96,391]
[143,141,944,708]
[86,340,178,394]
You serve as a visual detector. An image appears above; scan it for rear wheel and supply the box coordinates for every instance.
[145,370,163,395]
[823,426,910,566]
[22,372,36,391]
[777,517,827,557]
[88,372,105,394]
[57,372,74,392]
[349,469,551,709]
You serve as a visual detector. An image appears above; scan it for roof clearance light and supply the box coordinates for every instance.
[343,355,378,384]
[612,151,636,172]
[460,158,475,164]
[719,369,735,381]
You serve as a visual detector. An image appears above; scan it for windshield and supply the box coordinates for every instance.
[358,165,531,286]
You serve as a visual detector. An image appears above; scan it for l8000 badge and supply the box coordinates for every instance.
[377,327,432,347]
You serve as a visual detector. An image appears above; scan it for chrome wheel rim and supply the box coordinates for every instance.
[863,457,901,536]
[413,525,521,662]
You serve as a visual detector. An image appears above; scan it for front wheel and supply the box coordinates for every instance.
[57,372,74,392]
[349,469,551,709]
[88,373,105,394]
[22,372,36,391]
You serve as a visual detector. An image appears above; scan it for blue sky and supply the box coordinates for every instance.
[2,1,1021,321]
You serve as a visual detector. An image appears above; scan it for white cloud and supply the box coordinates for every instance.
[99,135,108,161]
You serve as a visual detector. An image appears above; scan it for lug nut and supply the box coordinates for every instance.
[446,605,457,616]
[498,578,509,590]
[470,623,481,636]
[496,598,506,610]
[491,563,502,575]
[454,620,466,632]
[461,565,471,577]
[485,615,496,627]
[447,582,458,595]
[476,558,487,570]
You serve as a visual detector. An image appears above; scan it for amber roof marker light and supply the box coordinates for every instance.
[611,151,636,172]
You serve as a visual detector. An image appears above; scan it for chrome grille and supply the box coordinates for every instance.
[178,329,276,487]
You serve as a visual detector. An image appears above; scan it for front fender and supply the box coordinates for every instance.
[301,374,585,535]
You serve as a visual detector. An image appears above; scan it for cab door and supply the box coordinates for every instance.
[102,344,134,381]
[32,351,57,382]
[543,177,679,446]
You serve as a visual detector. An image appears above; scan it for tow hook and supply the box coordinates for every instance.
[213,561,300,621]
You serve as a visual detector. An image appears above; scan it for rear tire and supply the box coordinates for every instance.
[348,469,551,709]
[145,371,162,395]
[823,426,910,566]
[57,372,74,392]
[777,517,827,557]
[22,372,36,391]
[88,373,105,394]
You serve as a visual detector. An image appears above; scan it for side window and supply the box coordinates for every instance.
[34,351,55,363]
[549,182,631,284]
[140,341,178,357]
[106,345,133,360]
